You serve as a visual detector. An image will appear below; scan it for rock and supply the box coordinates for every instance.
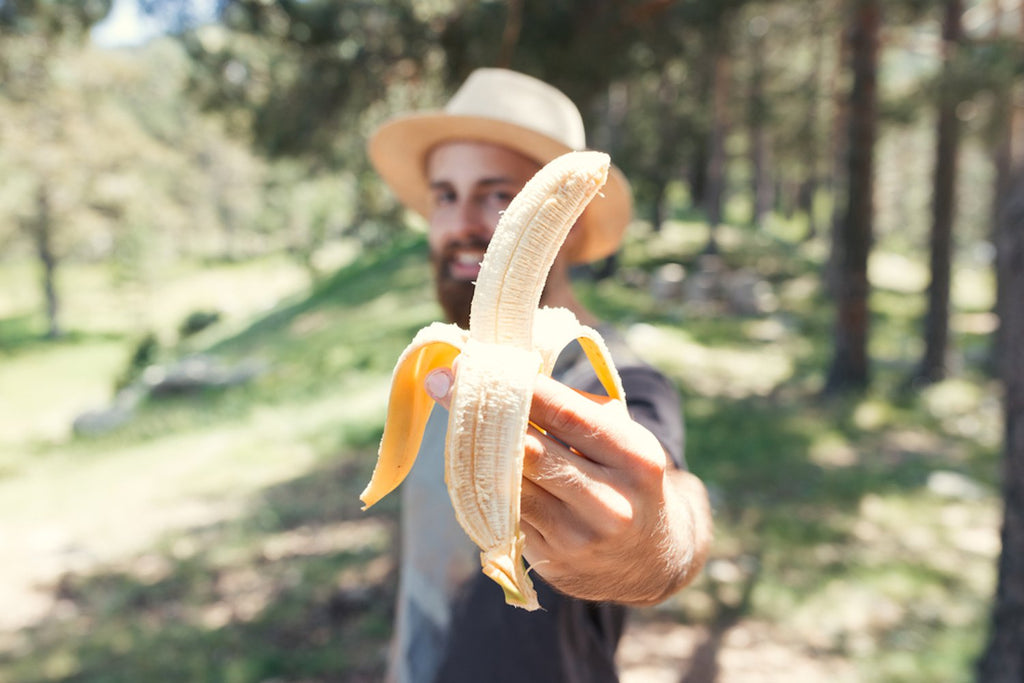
[72,386,144,436]
[72,356,266,435]
[144,355,266,396]
[724,271,777,315]
[650,262,686,301]
[927,470,988,501]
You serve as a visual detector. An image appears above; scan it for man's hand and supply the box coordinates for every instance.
[520,374,709,604]
[426,368,711,605]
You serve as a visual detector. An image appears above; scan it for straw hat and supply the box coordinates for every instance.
[367,68,632,264]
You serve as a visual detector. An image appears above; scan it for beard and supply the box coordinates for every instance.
[432,238,487,329]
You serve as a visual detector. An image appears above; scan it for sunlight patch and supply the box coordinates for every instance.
[627,323,793,398]
[261,519,391,561]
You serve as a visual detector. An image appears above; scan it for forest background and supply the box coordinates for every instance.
[1,0,1022,681]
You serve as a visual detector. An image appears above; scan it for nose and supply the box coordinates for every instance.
[449,197,493,243]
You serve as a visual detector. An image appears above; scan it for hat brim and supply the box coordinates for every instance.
[368,112,632,264]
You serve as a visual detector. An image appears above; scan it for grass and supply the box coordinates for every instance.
[0,223,1004,682]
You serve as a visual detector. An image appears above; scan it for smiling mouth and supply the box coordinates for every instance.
[448,249,486,281]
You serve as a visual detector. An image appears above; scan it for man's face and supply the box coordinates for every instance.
[425,141,541,328]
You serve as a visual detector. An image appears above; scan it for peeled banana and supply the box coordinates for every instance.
[360,150,626,610]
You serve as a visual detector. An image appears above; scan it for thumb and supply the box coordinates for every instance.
[424,367,454,411]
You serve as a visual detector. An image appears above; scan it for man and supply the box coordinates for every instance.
[367,68,712,683]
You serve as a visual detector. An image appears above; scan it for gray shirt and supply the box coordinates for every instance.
[387,327,684,683]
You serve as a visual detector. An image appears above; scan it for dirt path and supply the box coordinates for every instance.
[618,616,860,682]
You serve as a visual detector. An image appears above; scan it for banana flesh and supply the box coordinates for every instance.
[361,151,626,610]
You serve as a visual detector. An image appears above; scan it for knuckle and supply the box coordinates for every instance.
[519,489,541,522]
[561,525,599,556]
[604,496,636,537]
[541,394,582,436]
[522,435,543,474]
[630,430,669,483]
[520,489,555,533]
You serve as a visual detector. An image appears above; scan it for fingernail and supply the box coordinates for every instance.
[425,369,453,400]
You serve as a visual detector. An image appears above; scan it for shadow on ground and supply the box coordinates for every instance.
[2,452,398,683]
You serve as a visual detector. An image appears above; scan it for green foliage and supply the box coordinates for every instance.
[128,331,160,370]
[114,331,160,391]
[181,1,443,158]
[0,0,1015,678]
[179,310,222,339]
[0,32,383,334]
[0,0,112,38]
[0,222,1000,682]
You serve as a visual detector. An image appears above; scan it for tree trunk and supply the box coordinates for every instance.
[978,155,1024,683]
[651,68,680,233]
[497,0,523,69]
[916,0,964,385]
[29,184,61,340]
[687,43,714,210]
[652,178,668,233]
[748,24,772,231]
[977,43,1024,682]
[988,0,1015,375]
[593,79,629,187]
[825,19,852,298]
[800,11,828,242]
[689,140,709,209]
[825,0,881,394]
[704,31,732,255]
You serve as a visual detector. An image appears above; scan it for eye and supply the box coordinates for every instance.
[432,188,457,207]
[483,190,515,212]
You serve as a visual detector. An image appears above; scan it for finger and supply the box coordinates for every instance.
[519,517,556,572]
[523,424,601,484]
[523,427,635,526]
[520,479,561,541]
[424,366,454,410]
[521,474,628,575]
[520,479,591,557]
[529,374,646,469]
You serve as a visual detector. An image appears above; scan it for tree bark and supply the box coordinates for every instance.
[825,0,880,394]
[825,18,852,298]
[30,184,61,340]
[704,29,732,255]
[652,178,667,232]
[916,0,963,385]
[988,0,1014,375]
[748,23,772,231]
[689,140,709,209]
[977,153,1024,683]
[977,30,1024,677]
[651,68,680,233]
[496,0,523,69]
[800,9,828,242]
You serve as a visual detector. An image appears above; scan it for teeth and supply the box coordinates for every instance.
[361,151,626,611]
[453,251,484,270]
